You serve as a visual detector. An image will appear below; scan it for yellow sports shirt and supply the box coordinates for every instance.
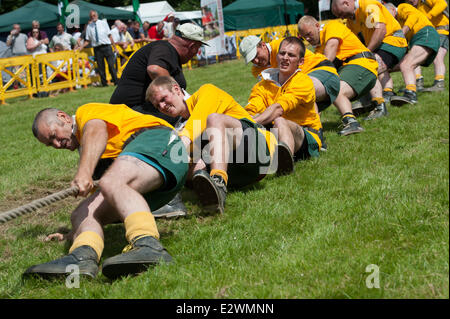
[181,84,276,156]
[347,0,407,49]
[417,0,449,35]
[397,3,435,42]
[301,48,340,77]
[315,19,378,77]
[251,38,284,78]
[75,103,173,159]
[246,69,322,147]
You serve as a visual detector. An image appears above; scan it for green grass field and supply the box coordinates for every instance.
[0,58,448,299]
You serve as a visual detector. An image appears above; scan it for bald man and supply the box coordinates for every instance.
[332,0,408,104]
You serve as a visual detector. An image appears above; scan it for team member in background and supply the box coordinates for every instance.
[245,37,323,171]
[332,0,408,106]
[25,103,188,280]
[406,0,448,92]
[299,16,383,133]
[147,77,278,215]
[385,2,440,105]
[239,36,340,134]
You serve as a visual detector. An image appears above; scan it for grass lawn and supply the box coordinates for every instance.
[0,57,448,299]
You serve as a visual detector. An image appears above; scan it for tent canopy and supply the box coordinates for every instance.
[0,0,60,33]
[69,0,135,25]
[0,0,135,33]
[223,0,304,31]
[117,1,202,24]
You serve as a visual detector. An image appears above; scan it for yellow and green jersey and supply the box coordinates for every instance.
[181,84,277,156]
[301,48,340,77]
[416,0,449,35]
[347,0,407,49]
[315,19,378,77]
[75,103,173,159]
[397,3,435,42]
[246,69,322,147]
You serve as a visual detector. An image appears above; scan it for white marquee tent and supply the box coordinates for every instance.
[116,1,202,24]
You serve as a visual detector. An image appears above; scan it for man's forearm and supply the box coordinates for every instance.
[253,103,284,126]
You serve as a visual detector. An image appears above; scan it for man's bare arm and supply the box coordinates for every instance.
[366,23,386,52]
[323,38,340,62]
[72,119,108,196]
[253,103,284,126]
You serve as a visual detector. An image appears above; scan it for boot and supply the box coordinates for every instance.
[422,79,445,92]
[23,245,99,279]
[152,193,187,218]
[364,102,388,120]
[390,90,417,106]
[192,170,227,214]
[338,116,364,136]
[275,142,294,176]
[102,236,172,280]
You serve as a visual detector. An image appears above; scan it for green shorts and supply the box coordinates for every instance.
[203,118,272,189]
[439,33,449,51]
[293,128,320,161]
[410,26,440,67]
[339,64,377,100]
[376,42,407,68]
[307,69,341,112]
[119,128,188,211]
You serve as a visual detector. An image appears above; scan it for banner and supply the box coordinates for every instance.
[199,0,226,57]
[132,0,142,23]
[318,0,331,12]
[58,0,69,25]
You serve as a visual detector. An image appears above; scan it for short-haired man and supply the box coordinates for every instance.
[239,36,341,114]
[27,20,49,45]
[385,2,440,105]
[6,24,28,56]
[147,77,278,214]
[245,37,323,166]
[405,0,448,92]
[298,16,386,127]
[24,104,188,280]
[80,10,118,87]
[332,0,408,104]
[110,22,134,50]
[49,22,77,51]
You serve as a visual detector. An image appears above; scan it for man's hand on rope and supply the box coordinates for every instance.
[71,172,94,197]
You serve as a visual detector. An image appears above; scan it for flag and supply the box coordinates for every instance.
[132,0,142,23]
[58,0,69,25]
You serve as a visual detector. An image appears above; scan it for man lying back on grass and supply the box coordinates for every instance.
[146,76,282,214]
[24,103,189,280]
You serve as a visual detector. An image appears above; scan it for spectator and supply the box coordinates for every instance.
[142,21,151,41]
[163,13,176,38]
[148,21,165,41]
[111,22,134,50]
[80,10,118,87]
[27,28,48,57]
[128,21,145,43]
[6,24,28,56]
[49,22,77,52]
[27,20,49,46]
[71,27,82,42]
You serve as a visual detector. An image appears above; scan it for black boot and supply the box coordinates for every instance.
[275,142,294,176]
[364,102,388,120]
[23,245,99,279]
[102,236,172,280]
[390,90,417,106]
[192,170,227,214]
[152,193,187,218]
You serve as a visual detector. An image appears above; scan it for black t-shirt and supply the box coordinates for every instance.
[109,40,186,114]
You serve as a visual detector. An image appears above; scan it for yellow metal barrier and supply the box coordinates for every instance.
[34,51,77,94]
[0,55,36,104]
[1,23,336,104]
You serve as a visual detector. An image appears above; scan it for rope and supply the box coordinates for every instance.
[0,181,99,224]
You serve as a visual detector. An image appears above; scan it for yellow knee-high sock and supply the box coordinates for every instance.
[435,75,445,81]
[69,231,104,262]
[372,97,385,105]
[124,211,159,242]
[210,169,228,185]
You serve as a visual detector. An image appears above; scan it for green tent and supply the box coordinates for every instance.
[68,0,134,25]
[0,0,60,32]
[223,0,304,31]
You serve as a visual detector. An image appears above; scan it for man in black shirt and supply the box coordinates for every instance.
[107,23,207,217]
[110,23,206,125]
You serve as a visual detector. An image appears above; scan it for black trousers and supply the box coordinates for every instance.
[94,45,118,86]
